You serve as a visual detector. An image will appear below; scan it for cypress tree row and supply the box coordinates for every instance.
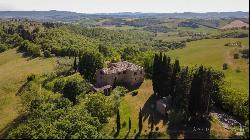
[152,53,175,98]
[152,53,221,122]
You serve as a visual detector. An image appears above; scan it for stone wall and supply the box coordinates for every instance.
[95,62,144,87]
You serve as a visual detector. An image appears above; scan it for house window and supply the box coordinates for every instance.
[118,72,121,75]
[140,71,142,74]
[100,71,104,75]
[135,78,137,80]
[123,71,126,74]
[134,72,137,75]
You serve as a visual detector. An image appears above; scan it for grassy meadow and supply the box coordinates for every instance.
[0,49,57,135]
[168,38,249,91]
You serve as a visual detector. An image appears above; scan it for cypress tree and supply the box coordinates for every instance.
[162,54,168,97]
[152,53,159,96]
[188,66,213,120]
[188,67,201,119]
[73,56,78,72]
[129,117,131,132]
[138,108,143,133]
[116,109,121,132]
[166,56,172,97]
[150,115,154,132]
[158,52,163,97]
[170,59,181,98]
[175,67,190,112]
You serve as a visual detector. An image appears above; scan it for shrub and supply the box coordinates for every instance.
[223,63,228,70]
[240,49,249,59]
[19,40,41,57]
[131,90,138,96]
[214,83,249,121]
[0,44,7,53]
[27,74,36,81]
[236,67,241,73]
[53,78,66,93]
[43,50,51,58]
[234,53,239,59]
[111,86,128,97]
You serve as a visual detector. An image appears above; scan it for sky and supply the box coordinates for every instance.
[0,0,249,13]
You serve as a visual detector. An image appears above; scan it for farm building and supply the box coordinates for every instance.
[156,96,172,116]
[95,61,144,88]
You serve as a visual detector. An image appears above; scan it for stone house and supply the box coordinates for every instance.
[95,61,144,88]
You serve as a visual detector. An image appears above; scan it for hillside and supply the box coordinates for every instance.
[0,49,56,136]
[168,38,249,91]
[221,20,249,29]
[0,18,249,139]
[0,11,249,22]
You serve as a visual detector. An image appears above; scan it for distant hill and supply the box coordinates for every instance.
[0,11,249,22]
[0,10,85,22]
[221,20,249,29]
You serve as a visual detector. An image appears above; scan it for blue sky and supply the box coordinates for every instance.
[0,0,249,13]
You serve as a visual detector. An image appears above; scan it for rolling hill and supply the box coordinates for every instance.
[221,20,249,29]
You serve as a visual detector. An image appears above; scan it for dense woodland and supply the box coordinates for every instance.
[0,18,249,139]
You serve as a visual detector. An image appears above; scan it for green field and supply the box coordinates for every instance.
[176,26,219,33]
[0,49,57,135]
[168,38,249,91]
[156,32,189,42]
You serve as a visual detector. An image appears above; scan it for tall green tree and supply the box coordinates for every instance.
[128,117,131,132]
[116,109,121,133]
[78,51,104,82]
[150,115,154,132]
[152,53,159,96]
[73,56,78,72]
[170,59,181,98]
[85,93,116,123]
[175,67,191,113]
[188,66,215,121]
[138,108,143,133]
[162,55,170,97]
[62,75,90,104]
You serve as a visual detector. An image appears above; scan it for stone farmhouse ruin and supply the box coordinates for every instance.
[95,61,144,88]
